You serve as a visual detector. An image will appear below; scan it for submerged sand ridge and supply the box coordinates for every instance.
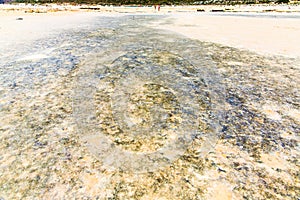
[0,12,299,199]
[149,12,300,58]
[0,11,102,61]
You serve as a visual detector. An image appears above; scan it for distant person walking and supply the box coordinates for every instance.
[154,5,160,12]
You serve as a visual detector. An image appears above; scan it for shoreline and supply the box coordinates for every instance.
[1,5,300,58]
[1,3,300,14]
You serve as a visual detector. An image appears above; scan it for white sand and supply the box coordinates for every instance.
[150,13,300,58]
[1,5,300,58]
[0,11,100,55]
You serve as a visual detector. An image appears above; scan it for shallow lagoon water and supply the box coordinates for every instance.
[72,16,225,172]
[0,14,299,199]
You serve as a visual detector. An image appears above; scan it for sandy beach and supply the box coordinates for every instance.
[1,4,300,57]
[0,5,299,200]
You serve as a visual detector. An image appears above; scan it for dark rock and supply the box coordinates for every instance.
[211,9,224,12]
